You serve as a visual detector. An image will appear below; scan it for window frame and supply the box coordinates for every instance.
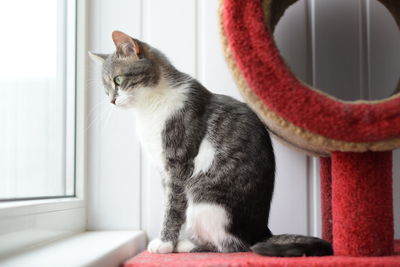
[0,0,88,257]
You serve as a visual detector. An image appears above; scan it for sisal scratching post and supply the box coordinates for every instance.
[320,157,333,244]
[331,151,394,256]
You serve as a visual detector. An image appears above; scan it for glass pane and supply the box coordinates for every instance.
[0,0,76,200]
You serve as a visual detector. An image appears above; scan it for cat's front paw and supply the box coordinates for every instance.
[148,239,174,254]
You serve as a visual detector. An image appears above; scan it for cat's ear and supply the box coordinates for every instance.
[112,31,141,58]
[88,52,108,64]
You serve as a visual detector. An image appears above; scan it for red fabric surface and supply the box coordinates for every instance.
[332,151,394,256]
[222,0,400,142]
[124,241,400,267]
[320,157,333,244]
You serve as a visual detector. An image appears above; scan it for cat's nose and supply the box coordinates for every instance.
[111,98,116,105]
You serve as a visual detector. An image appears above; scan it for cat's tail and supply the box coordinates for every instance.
[250,234,333,257]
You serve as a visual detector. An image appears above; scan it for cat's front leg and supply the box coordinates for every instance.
[148,181,187,254]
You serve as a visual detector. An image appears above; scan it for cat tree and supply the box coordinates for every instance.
[219,0,400,262]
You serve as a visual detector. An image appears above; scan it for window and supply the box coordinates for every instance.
[0,0,85,257]
[0,0,77,201]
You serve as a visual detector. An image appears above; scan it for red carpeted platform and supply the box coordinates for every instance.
[124,241,400,267]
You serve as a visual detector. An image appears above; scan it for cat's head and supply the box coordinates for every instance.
[89,31,161,108]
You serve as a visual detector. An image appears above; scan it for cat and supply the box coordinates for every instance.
[89,31,333,257]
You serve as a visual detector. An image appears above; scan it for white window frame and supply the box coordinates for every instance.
[0,0,88,257]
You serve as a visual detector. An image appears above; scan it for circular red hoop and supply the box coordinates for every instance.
[222,0,400,144]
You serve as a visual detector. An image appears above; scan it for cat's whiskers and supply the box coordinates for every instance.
[102,105,115,130]
[87,99,108,118]
[85,101,113,132]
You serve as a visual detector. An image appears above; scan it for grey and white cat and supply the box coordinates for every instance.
[90,31,333,256]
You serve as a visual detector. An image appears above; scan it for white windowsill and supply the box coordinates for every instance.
[0,198,86,257]
[0,231,146,267]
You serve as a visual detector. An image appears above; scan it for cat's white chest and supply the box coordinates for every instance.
[133,85,188,172]
[135,113,167,170]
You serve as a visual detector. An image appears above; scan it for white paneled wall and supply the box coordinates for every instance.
[87,0,142,230]
[87,0,400,240]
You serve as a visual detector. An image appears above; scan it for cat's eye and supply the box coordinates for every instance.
[114,75,125,86]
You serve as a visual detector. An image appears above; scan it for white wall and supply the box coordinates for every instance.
[87,0,400,240]
[87,0,142,230]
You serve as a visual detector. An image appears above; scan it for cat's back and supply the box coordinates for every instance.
[206,93,273,153]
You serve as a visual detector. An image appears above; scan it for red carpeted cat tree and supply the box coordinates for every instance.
[218,0,400,264]
[125,0,400,266]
